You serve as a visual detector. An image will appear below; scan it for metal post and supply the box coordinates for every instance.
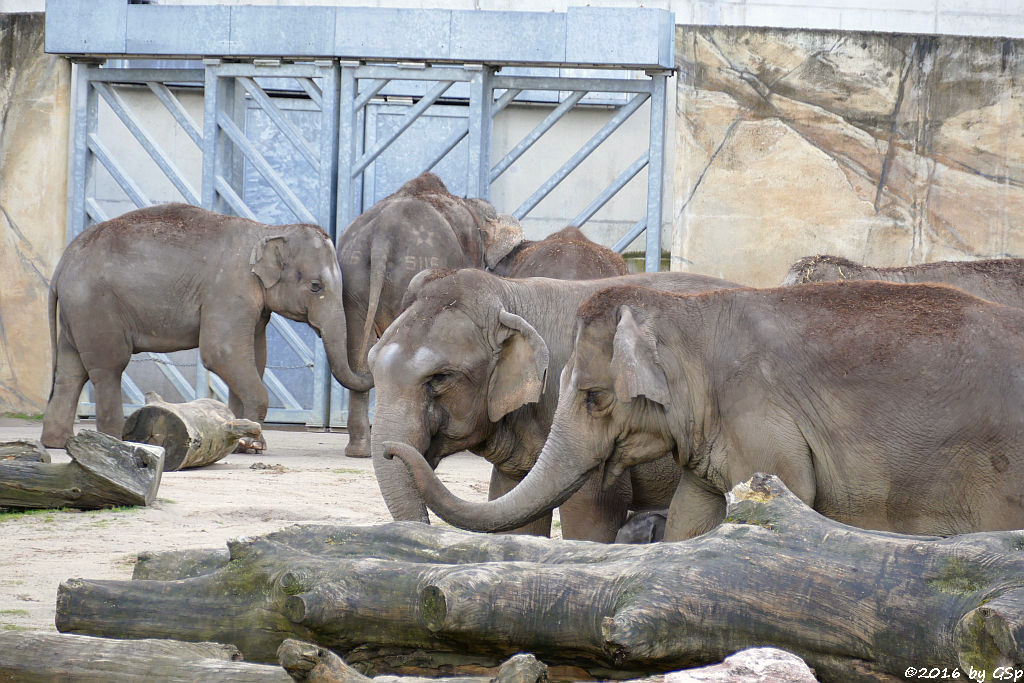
[336,62,359,233]
[465,65,494,201]
[645,71,669,272]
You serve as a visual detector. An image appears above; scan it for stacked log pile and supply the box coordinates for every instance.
[53,475,1024,681]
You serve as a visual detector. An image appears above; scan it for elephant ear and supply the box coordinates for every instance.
[610,305,670,406]
[487,309,549,422]
[250,235,287,289]
[482,214,525,270]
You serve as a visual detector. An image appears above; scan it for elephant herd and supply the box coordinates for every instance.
[40,172,1024,544]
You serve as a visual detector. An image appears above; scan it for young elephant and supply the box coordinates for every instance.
[783,254,1024,308]
[367,268,738,541]
[388,280,1024,539]
[490,225,629,279]
[41,204,371,449]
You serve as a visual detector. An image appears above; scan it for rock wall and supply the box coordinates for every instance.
[0,13,70,414]
[671,27,1024,286]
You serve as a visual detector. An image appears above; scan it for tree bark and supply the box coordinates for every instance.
[0,430,163,510]
[54,475,1024,681]
[0,439,51,463]
[121,392,262,470]
[0,631,290,682]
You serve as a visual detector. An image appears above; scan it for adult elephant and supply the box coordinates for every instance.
[336,173,522,459]
[41,203,371,450]
[783,254,1024,307]
[387,280,1024,539]
[491,224,628,279]
[367,268,738,541]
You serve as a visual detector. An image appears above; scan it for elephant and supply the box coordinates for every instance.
[336,173,522,459]
[490,225,629,279]
[41,203,371,450]
[387,280,1024,540]
[367,267,739,541]
[783,254,1024,308]
[614,509,667,544]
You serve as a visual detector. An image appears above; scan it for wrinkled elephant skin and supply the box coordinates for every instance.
[41,203,370,450]
[368,268,738,540]
[390,280,1024,540]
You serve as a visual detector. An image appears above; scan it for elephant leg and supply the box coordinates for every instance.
[41,331,89,448]
[557,464,631,542]
[86,354,131,439]
[664,468,727,542]
[200,325,269,426]
[232,318,269,453]
[489,467,553,537]
[343,299,371,459]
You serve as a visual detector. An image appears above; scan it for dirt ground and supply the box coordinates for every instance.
[0,416,496,634]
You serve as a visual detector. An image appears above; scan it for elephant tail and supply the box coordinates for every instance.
[46,259,62,402]
[359,235,391,361]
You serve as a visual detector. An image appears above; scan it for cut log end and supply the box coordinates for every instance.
[956,588,1024,673]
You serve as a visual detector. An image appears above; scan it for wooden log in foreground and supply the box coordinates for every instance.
[0,430,163,510]
[55,475,1024,681]
[0,631,289,682]
[122,392,262,470]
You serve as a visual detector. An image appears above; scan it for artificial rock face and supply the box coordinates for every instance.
[672,27,1024,286]
[0,14,71,414]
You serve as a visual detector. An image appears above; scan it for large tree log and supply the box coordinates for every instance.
[122,392,262,470]
[55,475,1024,681]
[0,631,290,681]
[0,430,163,510]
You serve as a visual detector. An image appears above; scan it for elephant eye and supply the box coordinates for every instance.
[310,281,323,293]
[426,372,454,394]
[583,388,612,414]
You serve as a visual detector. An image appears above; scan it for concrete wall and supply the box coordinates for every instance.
[671,27,1023,286]
[0,12,70,415]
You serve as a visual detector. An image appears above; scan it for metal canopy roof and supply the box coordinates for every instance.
[45,1,674,70]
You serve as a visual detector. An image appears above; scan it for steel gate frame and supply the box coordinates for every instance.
[50,3,674,428]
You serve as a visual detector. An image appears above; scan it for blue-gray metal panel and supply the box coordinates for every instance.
[490,90,586,183]
[565,7,674,69]
[513,92,650,220]
[466,67,494,200]
[90,68,205,84]
[46,5,674,70]
[147,82,204,149]
[450,10,565,64]
[491,74,656,95]
[237,77,319,169]
[228,6,336,58]
[126,6,230,56]
[335,8,451,62]
[45,0,125,55]
[93,82,200,206]
[88,133,150,209]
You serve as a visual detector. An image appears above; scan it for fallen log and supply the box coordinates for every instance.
[0,430,163,510]
[0,631,290,682]
[0,439,51,463]
[55,475,1024,681]
[122,392,262,470]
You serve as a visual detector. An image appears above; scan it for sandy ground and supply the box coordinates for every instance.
[0,416,495,634]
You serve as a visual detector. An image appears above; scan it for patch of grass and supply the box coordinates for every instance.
[0,508,59,523]
[0,412,43,421]
[84,505,140,515]
[0,609,29,617]
[156,498,176,504]
[332,468,366,475]
[1,624,31,631]
[0,580,24,587]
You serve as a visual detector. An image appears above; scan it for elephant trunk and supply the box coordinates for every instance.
[384,428,595,533]
[315,310,374,393]
[370,408,431,523]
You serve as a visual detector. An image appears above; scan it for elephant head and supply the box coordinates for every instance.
[480,213,525,270]
[385,286,676,532]
[251,224,373,392]
[367,269,550,523]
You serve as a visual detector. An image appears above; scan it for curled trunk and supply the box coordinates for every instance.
[369,410,432,523]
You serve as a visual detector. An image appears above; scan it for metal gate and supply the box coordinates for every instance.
[50,3,674,428]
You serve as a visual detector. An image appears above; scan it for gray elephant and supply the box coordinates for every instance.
[490,225,628,279]
[367,268,738,541]
[41,203,371,449]
[387,280,1024,539]
[336,173,522,459]
[783,254,1024,308]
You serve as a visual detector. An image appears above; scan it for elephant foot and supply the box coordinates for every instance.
[344,437,370,459]
[40,429,71,450]
[234,434,267,454]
